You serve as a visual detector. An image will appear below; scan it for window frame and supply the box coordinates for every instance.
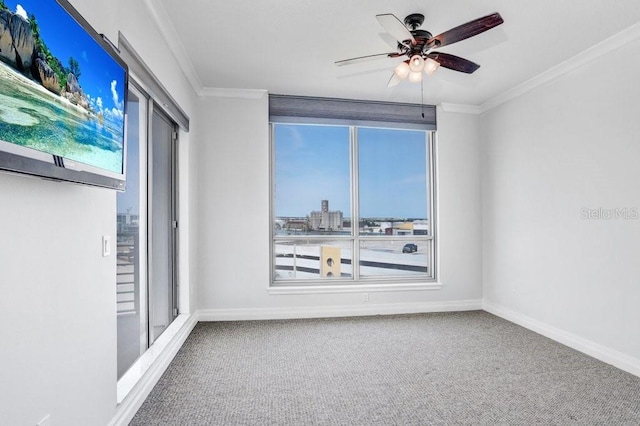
[270,122,437,287]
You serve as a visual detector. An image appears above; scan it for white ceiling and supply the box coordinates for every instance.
[152,0,640,107]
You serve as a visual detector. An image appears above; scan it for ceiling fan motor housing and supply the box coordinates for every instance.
[404,13,425,29]
[398,14,435,56]
[412,29,434,54]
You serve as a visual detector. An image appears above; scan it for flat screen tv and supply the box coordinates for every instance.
[0,0,128,190]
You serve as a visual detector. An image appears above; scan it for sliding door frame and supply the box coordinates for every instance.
[146,98,179,345]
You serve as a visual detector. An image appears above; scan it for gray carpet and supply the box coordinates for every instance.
[130,311,640,425]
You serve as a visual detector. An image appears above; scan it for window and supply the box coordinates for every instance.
[271,122,436,285]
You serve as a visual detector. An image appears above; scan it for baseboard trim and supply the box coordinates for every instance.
[483,301,640,378]
[109,312,199,426]
[198,299,483,321]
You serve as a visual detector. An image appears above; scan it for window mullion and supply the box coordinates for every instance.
[351,126,359,281]
[429,131,437,278]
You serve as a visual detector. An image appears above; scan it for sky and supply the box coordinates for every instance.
[274,124,429,219]
[6,1,126,125]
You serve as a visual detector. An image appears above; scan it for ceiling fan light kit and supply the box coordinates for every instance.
[336,11,504,87]
[409,55,425,72]
[424,58,440,75]
[394,61,411,79]
[408,71,423,83]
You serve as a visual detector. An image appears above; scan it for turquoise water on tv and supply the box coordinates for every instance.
[0,63,123,173]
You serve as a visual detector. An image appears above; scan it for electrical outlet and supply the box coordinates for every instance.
[37,414,51,426]
[363,292,369,303]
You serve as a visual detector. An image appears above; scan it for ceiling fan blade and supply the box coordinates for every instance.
[427,52,480,74]
[428,13,503,49]
[387,73,402,87]
[335,52,400,66]
[379,32,401,50]
[376,13,416,46]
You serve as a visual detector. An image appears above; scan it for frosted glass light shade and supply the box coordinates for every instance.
[394,61,410,79]
[409,55,425,72]
[388,73,402,87]
[424,58,440,75]
[408,71,423,83]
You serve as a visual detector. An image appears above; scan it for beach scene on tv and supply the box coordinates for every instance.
[0,0,125,174]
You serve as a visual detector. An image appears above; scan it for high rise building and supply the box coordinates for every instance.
[310,200,343,231]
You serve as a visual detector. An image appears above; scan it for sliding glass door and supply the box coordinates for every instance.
[149,106,178,343]
[116,82,178,379]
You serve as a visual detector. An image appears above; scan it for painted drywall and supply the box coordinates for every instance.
[194,95,273,310]
[193,96,483,315]
[436,109,483,300]
[0,1,197,424]
[481,39,640,362]
[0,175,117,425]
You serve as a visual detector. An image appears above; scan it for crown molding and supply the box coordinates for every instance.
[480,20,640,113]
[440,103,482,115]
[139,0,266,101]
[199,87,268,99]
[142,0,203,96]
[139,4,640,113]
[441,21,640,115]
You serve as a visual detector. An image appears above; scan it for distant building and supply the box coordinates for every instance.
[310,200,343,231]
[412,220,429,235]
[376,219,429,235]
[117,212,139,233]
[396,222,413,236]
[284,218,309,232]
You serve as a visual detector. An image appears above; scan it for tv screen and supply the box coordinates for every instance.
[0,0,128,190]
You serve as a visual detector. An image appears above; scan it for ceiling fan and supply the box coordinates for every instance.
[336,12,504,87]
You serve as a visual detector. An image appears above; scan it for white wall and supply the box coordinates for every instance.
[194,94,272,312]
[194,96,483,317]
[437,109,483,301]
[481,39,640,366]
[0,176,116,425]
[0,1,197,424]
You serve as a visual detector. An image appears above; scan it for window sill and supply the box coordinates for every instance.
[267,281,443,295]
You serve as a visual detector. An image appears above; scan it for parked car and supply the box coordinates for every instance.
[402,243,417,253]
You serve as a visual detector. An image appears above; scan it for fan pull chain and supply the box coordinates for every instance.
[421,78,425,118]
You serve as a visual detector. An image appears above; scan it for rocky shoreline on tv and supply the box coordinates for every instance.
[0,1,125,174]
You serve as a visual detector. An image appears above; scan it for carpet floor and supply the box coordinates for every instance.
[130,311,640,425]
